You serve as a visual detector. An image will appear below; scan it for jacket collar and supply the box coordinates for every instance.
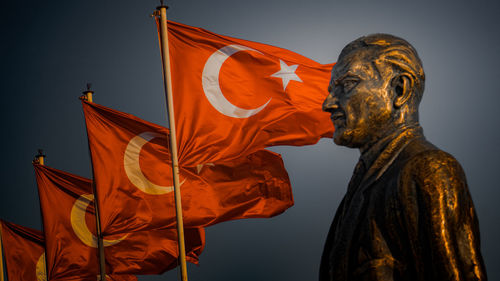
[359,125,424,188]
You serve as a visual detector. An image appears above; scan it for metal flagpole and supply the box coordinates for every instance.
[0,222,4,281]
[81,87,106,281]
[155,3,189,281]
[35,149,45,166]
[33,150,49,281]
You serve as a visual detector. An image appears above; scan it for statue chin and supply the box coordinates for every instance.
[333,135,347,146]
[333,129,357,148]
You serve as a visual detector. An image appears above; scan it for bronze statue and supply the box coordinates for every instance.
[320,34,487,281]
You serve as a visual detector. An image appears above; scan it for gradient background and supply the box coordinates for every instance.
[1,0,499,280]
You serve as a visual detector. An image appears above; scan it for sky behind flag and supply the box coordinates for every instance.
[1,0,499,280]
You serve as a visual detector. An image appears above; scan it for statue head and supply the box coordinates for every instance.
[322,34,425,151]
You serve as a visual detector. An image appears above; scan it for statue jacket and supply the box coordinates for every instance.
[320,126,487,281]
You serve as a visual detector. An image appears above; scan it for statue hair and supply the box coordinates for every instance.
[339,34,425,104]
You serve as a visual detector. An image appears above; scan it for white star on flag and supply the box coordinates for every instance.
[271,59,303,91]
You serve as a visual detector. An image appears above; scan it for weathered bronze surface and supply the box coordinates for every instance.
[320,34,487,281]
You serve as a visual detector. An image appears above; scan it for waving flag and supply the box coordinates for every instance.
[34,164,204,276]
[82,100,293,235]
[0,220,46,281]
[162,20,334,166]
[0,220,138,281]
[66,276,137,281]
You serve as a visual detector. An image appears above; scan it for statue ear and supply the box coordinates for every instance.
[392,74,413,108]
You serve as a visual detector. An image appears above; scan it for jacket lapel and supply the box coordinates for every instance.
[359,127,423,192]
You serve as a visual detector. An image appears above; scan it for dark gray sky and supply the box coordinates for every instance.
[1,0,499,280]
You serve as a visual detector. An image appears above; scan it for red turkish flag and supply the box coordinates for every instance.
[59,277,137,281]
[83,100,293,235]
[161,20,334,166]
[34,164,204,276]
[52,275,138,281]
[52,276,137,281]
[0,220,137,281]
[0,220,46,281]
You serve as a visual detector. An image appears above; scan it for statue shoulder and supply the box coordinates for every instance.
[400,143,468,195]
[397,142,475,226]
[405,147,463,174]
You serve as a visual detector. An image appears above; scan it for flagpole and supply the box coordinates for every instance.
[0,222,5,281]
[33,150,49,281]
[82,87,106,281]
[155,3,189,281]
[35,149,45,166]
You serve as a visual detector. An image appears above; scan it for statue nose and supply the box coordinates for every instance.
[322,94,338,113]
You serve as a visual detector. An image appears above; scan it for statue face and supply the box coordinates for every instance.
[323,50,395,149]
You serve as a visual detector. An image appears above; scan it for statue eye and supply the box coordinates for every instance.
[342,79,358,91]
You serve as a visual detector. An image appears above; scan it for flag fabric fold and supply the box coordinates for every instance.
[0,220,138,281]
[34,164,204,276]
[163,20,334,166]
[0,220,46,281]
[82,100,294,235]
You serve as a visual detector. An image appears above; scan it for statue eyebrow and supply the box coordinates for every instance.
[334,72,360,85]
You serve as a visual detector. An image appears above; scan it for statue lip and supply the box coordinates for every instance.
[331,112,345,121]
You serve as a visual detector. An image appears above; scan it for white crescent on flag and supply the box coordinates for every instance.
[202,44,272,118]
[123,132,185,195]
[35,252,47,281]
[70,194,127,247]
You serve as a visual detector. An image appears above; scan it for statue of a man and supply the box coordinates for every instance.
[320,34,487,281]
